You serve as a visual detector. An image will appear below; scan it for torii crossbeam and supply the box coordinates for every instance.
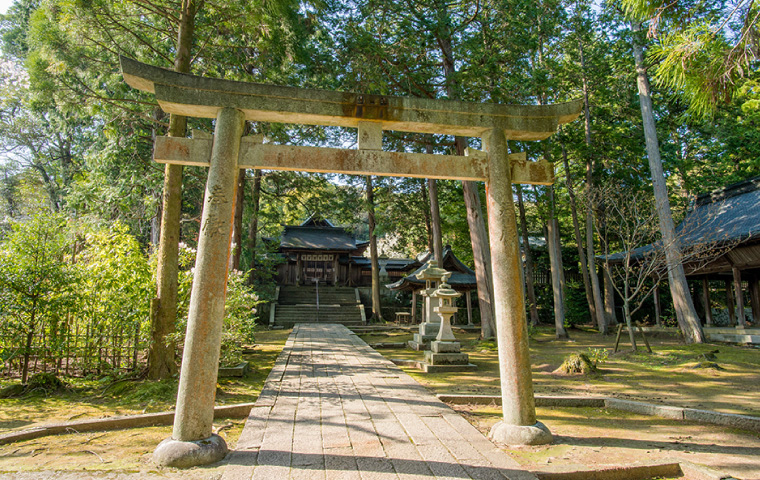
[120,56,582,467]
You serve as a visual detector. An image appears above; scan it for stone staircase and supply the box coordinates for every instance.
[270,285,366,328]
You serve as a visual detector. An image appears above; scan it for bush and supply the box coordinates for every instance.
[169,246,262,368]
[564,279,592,327]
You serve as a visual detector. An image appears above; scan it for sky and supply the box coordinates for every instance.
[0,0,13,14]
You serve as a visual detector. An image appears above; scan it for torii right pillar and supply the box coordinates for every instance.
[484,127,553,445]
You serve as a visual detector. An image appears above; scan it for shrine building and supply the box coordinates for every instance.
[274,215,418,287]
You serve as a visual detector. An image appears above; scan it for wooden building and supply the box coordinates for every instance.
[274,215,417,286]
[679,177,760,326]
[606,176,760,326]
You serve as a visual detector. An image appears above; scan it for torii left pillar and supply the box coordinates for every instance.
[153,108,246,468]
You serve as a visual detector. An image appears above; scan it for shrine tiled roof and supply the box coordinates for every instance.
[387,246,477,291]
[280,226,358,251]
[603,176,760,263]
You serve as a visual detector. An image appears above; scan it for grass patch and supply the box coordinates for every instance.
[364,326,760,417]
[0,328,291,434]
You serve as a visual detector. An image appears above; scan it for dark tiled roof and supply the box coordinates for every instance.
[387,246,477,290]
[350,257,418,270]
[604,176,760,263]
[280,226,357,251]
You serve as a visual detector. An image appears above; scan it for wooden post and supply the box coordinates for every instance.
[636,322,652,353]
[733,266,746,327]
[702,277,713,326]
[466,290,473,326]
[411,290,417,323]
[653,285,662,327]
[613,324,624,353]
[726,279,736,325]
[749,274,760,326]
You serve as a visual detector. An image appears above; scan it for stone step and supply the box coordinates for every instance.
[273,319,365,328]
[279,299,359,305]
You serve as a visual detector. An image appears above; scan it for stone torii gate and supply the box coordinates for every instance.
[120,57,581,467]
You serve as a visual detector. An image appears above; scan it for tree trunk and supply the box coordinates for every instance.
[603,265,617,325]
[425,141,444,263]
[623,298,637,352]
[229,168,245,271]
[21,309,35,384]
[420,179,433,254]
[577,36,607,334]
[561,142,597,323]
[148,0,198,380]
[247,169,262,285]
[631,21,705,343]
[585,162,606,335]
[516,185,539,326]
[434,16,495,340]
[366,175,383,322]
[547,218,568,338]
[463,178,496,339]
[428,178,444,263]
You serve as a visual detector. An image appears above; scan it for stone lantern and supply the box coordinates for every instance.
[421,272,475,372]
[432,272,460,344]
[408,260,448,351]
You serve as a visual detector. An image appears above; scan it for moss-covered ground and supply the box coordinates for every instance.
[363,326,760,416]
[2,326,759,478]
[361,326,760,479]
[0,328,291,476]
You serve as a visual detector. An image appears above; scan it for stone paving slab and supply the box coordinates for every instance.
[222,324,537,480]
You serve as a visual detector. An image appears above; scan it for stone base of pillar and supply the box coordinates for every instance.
[430,340,460,353]
[488,420,552,446]
[153,434,228,468]
[424,351,469,365]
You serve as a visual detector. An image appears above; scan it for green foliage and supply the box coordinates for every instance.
[0,214,156,379]
[0,211,75,382]
[622,0,760,117]
[564,279,592,327]
[221,270,260,367]
[75,221,153,373]
[26,372,68,392]
[166,245,262,368]
[586,347,609,367]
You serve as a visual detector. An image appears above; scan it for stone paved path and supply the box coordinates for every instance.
[222,324,536,480]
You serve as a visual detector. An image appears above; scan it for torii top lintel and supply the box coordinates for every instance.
[120,57,581,141]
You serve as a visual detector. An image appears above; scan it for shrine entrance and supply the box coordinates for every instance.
[301,254,335,284]
[119,56,581,468]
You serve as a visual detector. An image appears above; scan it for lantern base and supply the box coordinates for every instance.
[424,351,469,365]
[431,341,460,353]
